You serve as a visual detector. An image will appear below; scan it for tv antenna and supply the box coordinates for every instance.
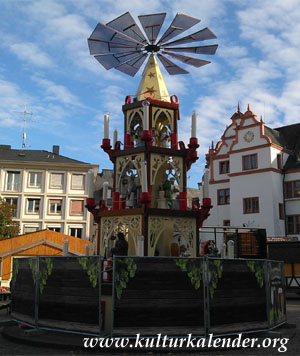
[14,106,33,148]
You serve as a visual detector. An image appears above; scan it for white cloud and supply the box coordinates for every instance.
[32,76,84,107]
[25,0,66,19]
[9,42,54,68]
[164,75,187,95]
[0,79,32,127]
[219,45,248,60]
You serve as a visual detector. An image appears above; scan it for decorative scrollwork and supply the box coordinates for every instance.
[148,216,196,254]
[150,153,183,189]
[101,215,142,254]
[116,153,144,192]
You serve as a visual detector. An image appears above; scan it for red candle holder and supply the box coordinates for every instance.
[101,138,111,150]
[202,198,212,207]
[119,197,126,209]
[171,133,178,150]
[140,191,151,208]
[100,200,107,210]
[112,192,120,210]
[124,133,133,150]
[141,130,152,142]
[86,198,95,208]
[188,137,199,149]
[179,191,187,211]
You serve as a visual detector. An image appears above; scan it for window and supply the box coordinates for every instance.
[243,197,259,214]
[6,171,20,191]
[50,173,64,188]
[219,161,230,174]
[4,197,18,218]
[279,203,284,220]
[23,226,39,234]
[27,198,40,213]
[242,154,257,170]
[217,189,230,205]
[277,154,282,169]
[285,181,300,199]
[71,174,85,189]
[48,226,61,232]
[70,200,84,215]
[223,220,230,226]
[286,216,300,234]
[49,199,62,214]
[70,227,82,238]
[28,172,42,187]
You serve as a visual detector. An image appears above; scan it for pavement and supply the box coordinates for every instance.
[0,296,300,355]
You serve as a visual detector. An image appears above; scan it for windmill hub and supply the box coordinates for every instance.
[145,44,160,53]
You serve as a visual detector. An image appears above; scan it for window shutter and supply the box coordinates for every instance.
[37,173,42,186]
[70,200,83,214]
[51,173,63,187]
[30,173,35,186]
[24,226,38,233]
[72,174,84,189]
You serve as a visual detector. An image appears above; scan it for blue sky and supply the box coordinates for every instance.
[1,0,300,188]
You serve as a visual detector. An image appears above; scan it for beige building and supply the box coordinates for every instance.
[0,144,98,240]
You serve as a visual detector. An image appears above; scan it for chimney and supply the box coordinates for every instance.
[52,145,60,155]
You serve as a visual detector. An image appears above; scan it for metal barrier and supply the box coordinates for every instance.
[112,256,286,337]
[11,256,102,336]
[10,255,286,337]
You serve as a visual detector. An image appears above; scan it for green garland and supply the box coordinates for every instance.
[114,258,137,300]
[77,257,99,288]
[246,261,264,288]
[174,259,203,290]
[28,257,53,294]
[11,258,19,289]
[208,259,223,300]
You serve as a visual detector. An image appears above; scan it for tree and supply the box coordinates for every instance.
[0,198,19,240]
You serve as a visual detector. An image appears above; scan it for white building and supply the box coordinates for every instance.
[0,144,98,240]
[199,105,300,247]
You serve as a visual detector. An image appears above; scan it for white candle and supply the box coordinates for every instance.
[137,235,144,256]
[142,100,150,130]
[104,113,109,139]
[103,181,109,201]
[192,111,197,137]
[113,129,118,147]
[141,160,148,192]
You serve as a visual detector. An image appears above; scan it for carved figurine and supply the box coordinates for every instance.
[126,175,137,208]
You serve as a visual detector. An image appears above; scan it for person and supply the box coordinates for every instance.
[163,179,172,208]
[126,176,137,208]
[111,232,128,256]
[201,240,218,256]
[170,177,179,208]
[159,126,170,148]
[135,126,143,147]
